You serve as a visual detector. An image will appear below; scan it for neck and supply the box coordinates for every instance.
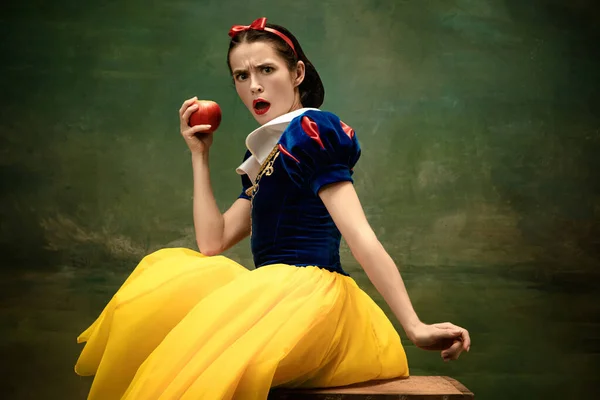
[288,95,303,114]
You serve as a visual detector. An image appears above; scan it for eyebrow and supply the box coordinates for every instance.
[232,62,276,75]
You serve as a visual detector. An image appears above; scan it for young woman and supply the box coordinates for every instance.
[75,17,470,400]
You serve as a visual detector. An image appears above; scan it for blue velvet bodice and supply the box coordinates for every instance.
[238,110,361,276]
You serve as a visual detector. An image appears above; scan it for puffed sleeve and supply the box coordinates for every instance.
[238,150,253,200]
[278,110,361,195]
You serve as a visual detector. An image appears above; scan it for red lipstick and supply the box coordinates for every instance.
[253,98,271,115]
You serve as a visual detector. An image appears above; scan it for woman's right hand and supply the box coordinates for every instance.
[179,96,214,154]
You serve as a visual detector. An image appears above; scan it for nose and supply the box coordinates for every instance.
[250,74,263,94]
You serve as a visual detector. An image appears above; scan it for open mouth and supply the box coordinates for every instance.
[253,99,271,115]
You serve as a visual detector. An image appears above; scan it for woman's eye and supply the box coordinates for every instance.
[262,66,273,74]
[235,73,247,81]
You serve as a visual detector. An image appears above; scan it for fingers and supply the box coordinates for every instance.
[433,322,470,352]
[181,103,199,126]
[435,327,462,340]
[179,96,198,116]
[184,124,212,136]
[460,328,471,352]
[441,339,464,362]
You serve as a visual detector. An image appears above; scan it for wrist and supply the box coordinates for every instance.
[402,317,423,340]
[191,151,209,163]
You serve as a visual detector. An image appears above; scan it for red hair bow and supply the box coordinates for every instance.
[228,17,297,56]
[228,17,267,37]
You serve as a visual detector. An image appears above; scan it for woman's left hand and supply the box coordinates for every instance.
[407,322,471,362]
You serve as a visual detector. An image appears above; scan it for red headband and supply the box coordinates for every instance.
[228,17,297,56]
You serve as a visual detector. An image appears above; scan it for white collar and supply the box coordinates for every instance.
[236,107,320,181]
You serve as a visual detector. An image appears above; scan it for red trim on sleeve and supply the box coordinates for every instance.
[278,143,300,163]
[301,116,325,149]
[340,120,355,139]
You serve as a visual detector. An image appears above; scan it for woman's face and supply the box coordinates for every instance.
[229,41,305,125]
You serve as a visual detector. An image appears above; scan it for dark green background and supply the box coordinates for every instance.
[1,0,599,399]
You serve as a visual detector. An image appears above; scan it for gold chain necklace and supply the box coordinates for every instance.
[246,145,280,238]
[245,145,280,201]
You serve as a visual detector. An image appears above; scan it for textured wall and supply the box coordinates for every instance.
[1,0,598,274]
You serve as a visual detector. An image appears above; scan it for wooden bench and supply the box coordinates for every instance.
[269,376,474,399]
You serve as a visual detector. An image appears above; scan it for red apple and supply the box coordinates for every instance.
[189,100,222,133]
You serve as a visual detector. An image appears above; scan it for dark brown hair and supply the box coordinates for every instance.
[227,23,325,108]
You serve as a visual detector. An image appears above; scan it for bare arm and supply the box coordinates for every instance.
[191,152,251,255]
[179,96,251,256]
[319,181,470,361]
[319,181,420,332]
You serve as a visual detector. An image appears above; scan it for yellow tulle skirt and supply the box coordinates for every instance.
[75,248,409,399]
